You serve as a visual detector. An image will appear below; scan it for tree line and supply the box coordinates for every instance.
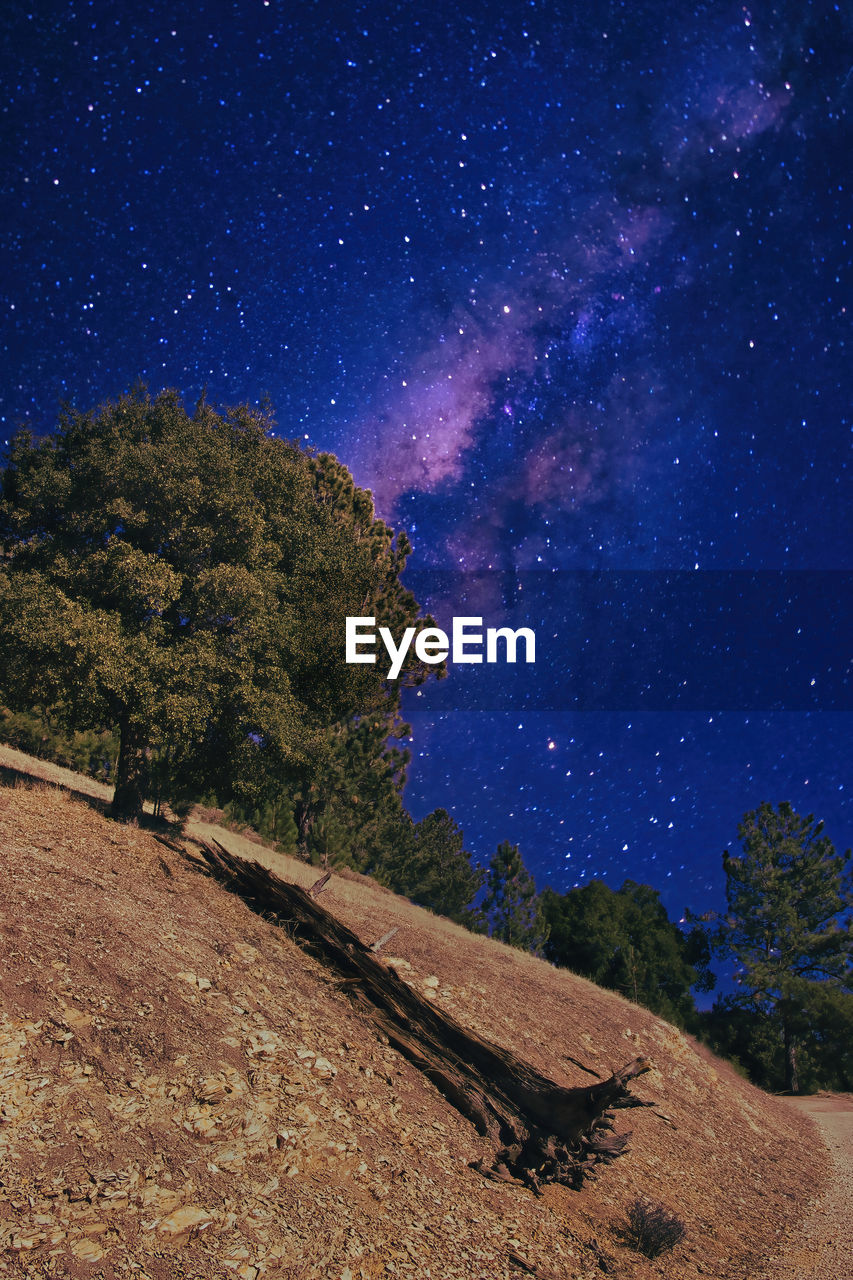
[1,388,850,1095]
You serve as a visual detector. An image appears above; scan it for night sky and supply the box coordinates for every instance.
[2,1,851,930]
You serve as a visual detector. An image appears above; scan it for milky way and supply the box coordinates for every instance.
[2,1,850,944]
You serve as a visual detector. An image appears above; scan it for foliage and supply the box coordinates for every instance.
[541,879,714,1028]
[223,792,299,854]
[0,387,433,821]
[711,801,852,1092]
[802,981,853,1091]
[702,981,853,1095]
[0,704,119,783]
[699,997,787,1089]
[620,1198,686,1258]
[482,840,549,953]
[288,709,414,872]
[379,807,484,925]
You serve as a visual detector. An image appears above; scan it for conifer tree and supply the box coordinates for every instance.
[542,879,713,1027]
[382,808,484,924]
[483,840,549,953]
[714,801,852,1093]
[293,709,413,869]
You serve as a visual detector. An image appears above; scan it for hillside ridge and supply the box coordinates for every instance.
[0,756,827,1279]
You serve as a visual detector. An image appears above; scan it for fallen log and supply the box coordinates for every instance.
[193,839,654,1191]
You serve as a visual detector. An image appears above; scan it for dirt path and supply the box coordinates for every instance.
[758,1095,853,1280]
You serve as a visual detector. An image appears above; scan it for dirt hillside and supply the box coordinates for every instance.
[0,762,826,1280]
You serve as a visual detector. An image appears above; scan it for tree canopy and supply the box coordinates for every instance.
[289,708,414,873]
[0,387,432,821]
[710,801,852,1092]
[380,807,485,926]
[483,840,549,953]
[541,879,713,1028]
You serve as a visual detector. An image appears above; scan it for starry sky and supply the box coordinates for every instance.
[2,1,851,935]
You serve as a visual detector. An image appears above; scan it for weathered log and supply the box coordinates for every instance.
[193,839,654,1191]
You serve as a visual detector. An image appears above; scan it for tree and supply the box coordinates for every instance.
[713,801,852,1093]
[0,702,119,783]
[701,983,853,1094]
[289,706,413,870]
[482,840,549,953]
[0,387,432,821]
[381,808,484,925]
[541,879,713,1028]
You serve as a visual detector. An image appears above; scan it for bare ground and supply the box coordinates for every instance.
[755,1096,853,1280]
[0,745,834,1279]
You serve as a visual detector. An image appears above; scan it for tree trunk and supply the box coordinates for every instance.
[783,1019,800,1094]
[293,795,316,858]
[194,839,655,1192]
[111,718,148,823]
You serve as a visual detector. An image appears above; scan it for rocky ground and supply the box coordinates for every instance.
[755,1095,853,1280]
[0,755,830,1279]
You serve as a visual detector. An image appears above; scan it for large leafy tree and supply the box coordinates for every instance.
[0,387,431,821]
[541,879,713,1027]
[713,801,852,1092]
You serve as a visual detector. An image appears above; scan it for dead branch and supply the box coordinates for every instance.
[308,870,331,897]
[370,927,399,953]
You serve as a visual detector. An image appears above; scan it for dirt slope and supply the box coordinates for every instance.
[0,767,826,1280]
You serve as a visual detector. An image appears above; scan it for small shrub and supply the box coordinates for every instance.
[621,1197,686,1258]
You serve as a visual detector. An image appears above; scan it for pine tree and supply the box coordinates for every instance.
[483,841,549,953]
[542,879,713,1027]
[382,808,483,924]
[715,801,852,1093]
[288,709,413,871]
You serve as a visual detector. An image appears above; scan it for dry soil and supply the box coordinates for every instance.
[0,746,844,1280]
